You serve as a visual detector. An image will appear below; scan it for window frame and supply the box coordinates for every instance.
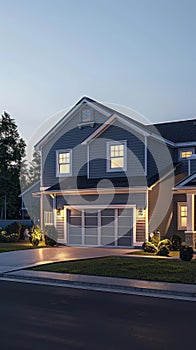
[81,108,94,123]
[177,202,187,230]
[44,211,53,226]
[178,148,194,160]
[106,140,127,172]
[56,149,72,177]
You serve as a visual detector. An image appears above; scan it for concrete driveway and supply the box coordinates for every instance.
[0,246,132,273]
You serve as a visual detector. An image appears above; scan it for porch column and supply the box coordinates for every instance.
[185,193,196,248]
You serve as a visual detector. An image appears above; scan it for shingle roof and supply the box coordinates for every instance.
[150,119,196,143]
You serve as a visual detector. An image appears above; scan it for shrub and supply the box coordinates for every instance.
[158,239,172,250]
[156,245,170,256]
[44,225,58,247]
[6,222,22,240]
[0,232,19,243]
[150,231,160,246]
[180,246,193,261]
[29,225,42,247]
[142,241,158,254]
[171,234,182,251]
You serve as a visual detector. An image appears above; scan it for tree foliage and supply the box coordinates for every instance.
[0,111,26,219]
[28,150,41,184]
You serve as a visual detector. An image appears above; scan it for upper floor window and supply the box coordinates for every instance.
[179,148,194,159]
[81,109,93,123]
[177,202,187,230]
[56,150,72,176]
[107,141,127,172]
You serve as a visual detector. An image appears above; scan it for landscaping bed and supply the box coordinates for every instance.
[0,241,45,253]
[30,256,196,284]
[128,250,179,258]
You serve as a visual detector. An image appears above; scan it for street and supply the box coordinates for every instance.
[0,281,195,350]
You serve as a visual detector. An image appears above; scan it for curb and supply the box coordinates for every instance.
[1,272,196,301]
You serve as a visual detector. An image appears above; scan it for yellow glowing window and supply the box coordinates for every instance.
[110,144,125,169]
[178,203,187,230]
[57,151,71,175]
[180,151,193,158]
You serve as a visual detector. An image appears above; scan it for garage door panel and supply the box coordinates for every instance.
[85,227,98,235]
[69,217,82,226]
[69,235,82,245]
[101,237,115,245]
[117,236,132,246]
[84,236,98,245]
[101,217,115,226]
[118,216,132,227]
[101,227,115,236]
[118,227,133,237]
[67,207,134,247]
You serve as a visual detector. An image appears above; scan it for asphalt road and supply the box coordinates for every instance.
[0,281,195,350]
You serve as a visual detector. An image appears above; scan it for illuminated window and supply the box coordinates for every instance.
[107,141,127,171]
[56,150,72,176]
[179,149,194,159]
[178,202,187,230]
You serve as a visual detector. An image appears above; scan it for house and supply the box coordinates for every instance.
[31,97,196,248]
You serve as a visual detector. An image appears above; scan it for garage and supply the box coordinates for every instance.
[67,206,135,247]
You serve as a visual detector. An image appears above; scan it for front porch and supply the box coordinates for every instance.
[174,173,196,248]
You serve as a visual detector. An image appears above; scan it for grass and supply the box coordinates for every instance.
[0,240,46,253]
[31,256,196,284]
[128,250,179,258]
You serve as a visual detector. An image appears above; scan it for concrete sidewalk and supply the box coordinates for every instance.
[1,268,196,302]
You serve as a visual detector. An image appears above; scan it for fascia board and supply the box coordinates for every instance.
[175,172,196,187]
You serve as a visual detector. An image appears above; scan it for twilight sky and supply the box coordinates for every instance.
[0,0,196,143]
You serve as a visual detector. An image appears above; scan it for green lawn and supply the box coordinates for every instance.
[0,240,45,253]
[31,256,196,284]
[128,250,179,258]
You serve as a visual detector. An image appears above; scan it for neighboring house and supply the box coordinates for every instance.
[30,97,196,248]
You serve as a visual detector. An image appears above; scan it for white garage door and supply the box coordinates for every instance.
[67,207,134,247]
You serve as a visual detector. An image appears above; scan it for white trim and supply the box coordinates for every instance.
[145,191,149,241]
[87,144,90,179]
[81,115,117,144]
[98,209,101,246]
[40,187,148,196]
[106,140,127,172]
[81,113,175,147]
[188,159,191,176]
[65,205,136,248]
[64,207,67,243]
[35,98,111,150]
[144,136,147,176]
[86,101,111,118]
[133,206,137,246]
[81,210,85,245]
[149,168,175,190]
[175,141,196,147]
[53,196,56,228]
[175,172,196,188]
[177,202,187,230]
[56,149,72,177]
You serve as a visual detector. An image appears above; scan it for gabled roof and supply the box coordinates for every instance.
[175,172,196,188]
[35,97,111,150]
[81,114,150,144]
[150,118,196,143]
[35,96,196,150]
